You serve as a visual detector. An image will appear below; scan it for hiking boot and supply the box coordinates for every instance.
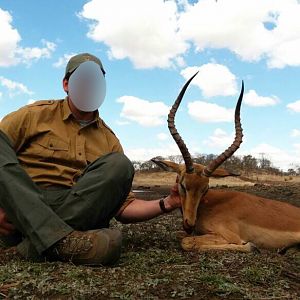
[48,228,122,266]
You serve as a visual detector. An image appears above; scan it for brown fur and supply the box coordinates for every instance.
[196,189,300,250]
[153,160,300,253]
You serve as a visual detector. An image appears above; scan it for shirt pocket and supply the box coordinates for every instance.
[30,136,70,162]
[47,138,69,151]
[47,138,70,162]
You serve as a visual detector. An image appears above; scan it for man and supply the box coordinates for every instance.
[0,53,181,265]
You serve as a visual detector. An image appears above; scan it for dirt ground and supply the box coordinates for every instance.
[0,174,299,299]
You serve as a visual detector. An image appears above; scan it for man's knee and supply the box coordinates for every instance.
[106,152,134,177]
[89,152,134,181]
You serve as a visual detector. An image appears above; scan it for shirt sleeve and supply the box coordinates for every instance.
[116,191,136,216]
[0,107,31,152]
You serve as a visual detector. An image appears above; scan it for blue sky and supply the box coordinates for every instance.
[1,0,300,170]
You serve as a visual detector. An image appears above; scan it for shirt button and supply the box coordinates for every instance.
[49,143,53,147]
[78,132,81,136]
[79,152,82,156]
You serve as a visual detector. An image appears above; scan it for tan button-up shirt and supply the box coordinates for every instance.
[0,98,134,211]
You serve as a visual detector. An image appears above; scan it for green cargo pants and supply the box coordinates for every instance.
[0,130,134,256]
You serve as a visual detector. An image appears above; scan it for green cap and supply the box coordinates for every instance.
[64,53,105,79]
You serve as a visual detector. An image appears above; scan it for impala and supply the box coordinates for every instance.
[152,73,300,253]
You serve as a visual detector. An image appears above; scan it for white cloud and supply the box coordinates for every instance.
[266,2,300,68]
[124,143,181,161]
[179,0,300,69]
[188,101,234,123]
[53,53,77,68]
[157,132,169,141]
[79,0,300,70]
[0,8,21,66]
[116,120,130,126]
[287,100,300,112]
[290,129,300,137]
[203,128,234,148]
[27,99,36,105]
[124,139,300,171]
[0,8,56,67]
[0,92,2,98]
[117,95,170,127]
[79,0,188,69]
[244,89,279,107]
[0,76,33,97]
[244,143,300,170]
[181,63,238,97]
[15,40,56,65]
[293,143,300,153]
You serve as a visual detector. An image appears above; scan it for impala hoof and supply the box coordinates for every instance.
[181,237,196,251]
[176,230,188,239]
[247,242,260,253]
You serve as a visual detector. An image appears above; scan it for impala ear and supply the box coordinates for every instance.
[151,158,181,173]
[194,163,240,177]
[193,163,206,173]
[208,168,240,178]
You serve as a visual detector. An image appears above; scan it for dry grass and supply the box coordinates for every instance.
[244,173,300,183]
[133,171,300,188]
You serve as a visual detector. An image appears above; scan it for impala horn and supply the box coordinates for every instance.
[202,81,244,177]
[168,72,199,174]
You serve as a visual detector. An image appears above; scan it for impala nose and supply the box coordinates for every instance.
[183,219,194,234]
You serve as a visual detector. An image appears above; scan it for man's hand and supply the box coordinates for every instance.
[116,177,182,223]
[164,182,181,211]
[0,208,15,236]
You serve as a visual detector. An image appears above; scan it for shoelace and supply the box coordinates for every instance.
[57,234,93,255]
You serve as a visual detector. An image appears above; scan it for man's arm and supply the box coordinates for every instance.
[116,184,181,224]
[0,107,31,152]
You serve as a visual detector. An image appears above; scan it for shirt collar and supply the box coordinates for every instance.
[62,97,73,121]
[62,97,102,128]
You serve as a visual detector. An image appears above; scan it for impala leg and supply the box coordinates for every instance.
[181,234,258,253]
[278,243,300,255]
[176,230,188,239]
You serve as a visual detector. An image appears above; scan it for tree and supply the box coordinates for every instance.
[193,153,207,165]
[242,155,258,174]
[258,153,272,170]
[167,155,183,164]
[140,160,158,171]
[131,160,142,171]
[287,168,296,176]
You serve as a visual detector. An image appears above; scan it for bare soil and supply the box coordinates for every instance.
[0,174,299,299]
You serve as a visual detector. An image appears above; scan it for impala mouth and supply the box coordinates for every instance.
[183,219,194,234]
